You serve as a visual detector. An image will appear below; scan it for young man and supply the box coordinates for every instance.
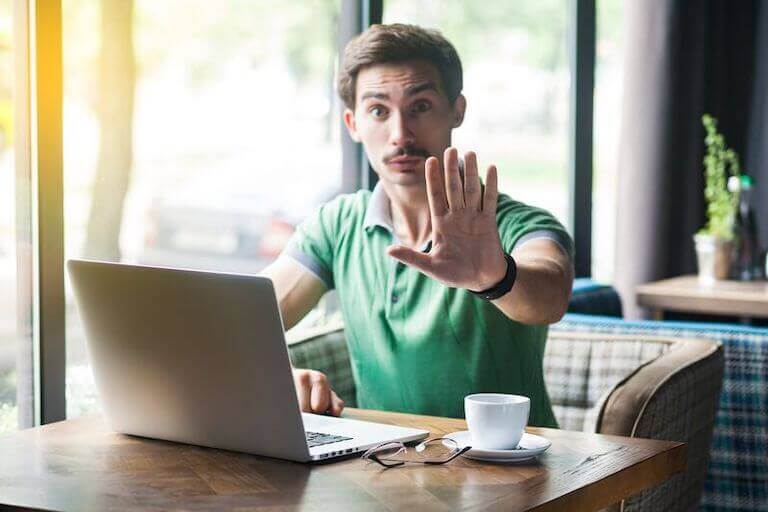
[262,24,574,427]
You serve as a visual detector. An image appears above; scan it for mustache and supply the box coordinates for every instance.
[382,146,432,163]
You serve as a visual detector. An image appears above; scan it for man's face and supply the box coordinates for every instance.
[343,60,466,187]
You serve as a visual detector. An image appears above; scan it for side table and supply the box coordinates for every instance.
[636,275,768,320]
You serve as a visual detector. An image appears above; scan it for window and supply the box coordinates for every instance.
[383,0,571,225]
[63,0,342,417]
[0,0,34,433]
[19,0,613,425]
[592,0,624,281]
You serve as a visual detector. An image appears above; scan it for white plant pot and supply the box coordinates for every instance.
[694,234,732,283]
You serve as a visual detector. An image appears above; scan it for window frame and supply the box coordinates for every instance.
[569,0,596,278]
[340,0,382,192]
[29,0,66,425]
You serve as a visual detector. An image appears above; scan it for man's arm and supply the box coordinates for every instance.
[492,238,573,325]
[261,255,344,416]
[387,147,573,325]
[261,255,327,331]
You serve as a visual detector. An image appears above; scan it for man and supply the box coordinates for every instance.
[262,24,573,427]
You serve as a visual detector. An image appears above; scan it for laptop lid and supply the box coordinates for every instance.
[67,259,312,462]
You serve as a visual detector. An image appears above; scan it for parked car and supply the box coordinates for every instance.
[139,172,339,274]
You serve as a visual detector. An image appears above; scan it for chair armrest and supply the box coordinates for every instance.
[599,337,723,512]
[599,337,722,436]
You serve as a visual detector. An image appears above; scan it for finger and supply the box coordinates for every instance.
[463,151,481,210]
[329,391,345,416]
[483,165,498,214]
[294,371,312,413]
[309,372,331,414]
[388,245,434,274]
[443,147,464,210]
[425,156,448,218]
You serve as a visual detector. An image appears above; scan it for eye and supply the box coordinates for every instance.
[412,100,432,113]
[369,105,388,119]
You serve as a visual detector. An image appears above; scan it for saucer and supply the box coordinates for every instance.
[443,431,551,462]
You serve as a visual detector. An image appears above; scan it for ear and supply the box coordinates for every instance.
[452,94,467,128]
[343,108,361,142]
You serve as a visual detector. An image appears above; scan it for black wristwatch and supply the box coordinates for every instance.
[469,253,517,301]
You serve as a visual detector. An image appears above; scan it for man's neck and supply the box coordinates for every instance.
[380,181,432,249]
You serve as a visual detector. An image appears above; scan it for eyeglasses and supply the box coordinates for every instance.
[361,437,471,468]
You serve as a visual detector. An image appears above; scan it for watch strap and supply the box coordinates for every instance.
[470,253,517,300]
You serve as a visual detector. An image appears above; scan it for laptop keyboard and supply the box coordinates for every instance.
[305,431,353,448]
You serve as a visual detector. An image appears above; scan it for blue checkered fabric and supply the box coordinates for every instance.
[556,314,768,512]
[567,278,623,317]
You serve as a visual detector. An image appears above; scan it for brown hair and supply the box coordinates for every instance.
[337,23,463,109]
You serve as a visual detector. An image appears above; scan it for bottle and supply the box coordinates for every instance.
[730,175,760,280]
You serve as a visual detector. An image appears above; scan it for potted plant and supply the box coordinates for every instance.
[694,114,741,283]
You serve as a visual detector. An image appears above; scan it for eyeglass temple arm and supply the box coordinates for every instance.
[370,454,406,468]
[423,445,472,465]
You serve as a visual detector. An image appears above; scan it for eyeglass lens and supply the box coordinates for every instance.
[368,438,460,463]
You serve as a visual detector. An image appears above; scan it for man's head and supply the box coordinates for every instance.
[339,24,466,187]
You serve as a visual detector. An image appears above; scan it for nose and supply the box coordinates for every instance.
[388,110,415,148]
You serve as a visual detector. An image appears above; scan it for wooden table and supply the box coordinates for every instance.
[0,409,685,512]
[637,274,768,320]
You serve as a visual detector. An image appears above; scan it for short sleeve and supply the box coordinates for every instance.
[283,194,362,290]
[495,194,574,261]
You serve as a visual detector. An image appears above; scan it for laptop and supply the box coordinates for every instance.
[66,259,428,462]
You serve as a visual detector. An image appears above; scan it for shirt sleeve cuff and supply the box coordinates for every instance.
[512,230,573,260]
[284,246,334,290]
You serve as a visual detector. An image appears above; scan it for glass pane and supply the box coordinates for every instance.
[63,0,342,417]
[592,0,625,281]
[0,0,34,433]
[383,1,570,225]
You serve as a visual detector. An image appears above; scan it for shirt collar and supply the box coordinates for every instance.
[362,182,433,252]
[362,182,393,233]
[362,158,464,234]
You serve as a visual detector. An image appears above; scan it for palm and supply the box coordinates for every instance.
[388,148,507,291]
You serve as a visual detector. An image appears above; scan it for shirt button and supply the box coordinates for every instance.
[391,294,399,303]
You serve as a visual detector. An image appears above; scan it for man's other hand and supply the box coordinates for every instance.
[292,368,345,416]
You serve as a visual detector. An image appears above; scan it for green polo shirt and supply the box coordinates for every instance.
[285,185,573,427]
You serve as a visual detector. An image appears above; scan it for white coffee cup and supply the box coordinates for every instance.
[464,393,530,450]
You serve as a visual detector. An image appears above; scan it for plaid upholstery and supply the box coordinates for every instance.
[557,314,768,512]
[619,341,724,512]
[544,332,670,431]
[568,278,624,317]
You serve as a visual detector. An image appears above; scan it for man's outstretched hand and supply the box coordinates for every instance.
[292,368,345,416]
[388,147,508,292]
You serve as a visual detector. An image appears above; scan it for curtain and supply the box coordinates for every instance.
[614,0,762,318]
[747,2,768,257]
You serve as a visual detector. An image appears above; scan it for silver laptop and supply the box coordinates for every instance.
[67,259,428,462]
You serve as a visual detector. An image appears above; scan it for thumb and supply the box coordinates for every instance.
[387,245,433,272]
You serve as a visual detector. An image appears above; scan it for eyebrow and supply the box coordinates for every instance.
[360,91,389,102]
[404,82,439,96]
[359,81,439,102]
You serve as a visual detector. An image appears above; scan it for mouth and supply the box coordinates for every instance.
[385,156,425,170]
